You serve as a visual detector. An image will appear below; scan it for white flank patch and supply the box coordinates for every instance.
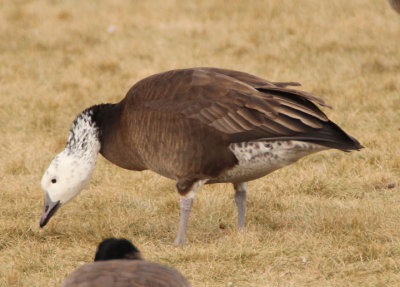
[215,140,326,183]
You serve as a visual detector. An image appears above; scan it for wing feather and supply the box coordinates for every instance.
[131,68,333,143]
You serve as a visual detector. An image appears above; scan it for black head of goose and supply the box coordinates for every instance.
[61,238,191,287]
[39,67,363,245]
[387,0,400,13]
[94,237,142,261]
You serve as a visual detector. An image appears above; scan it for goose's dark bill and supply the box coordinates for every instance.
[39,192,60,227]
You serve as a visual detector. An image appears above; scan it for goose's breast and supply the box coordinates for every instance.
[212,140,326,183]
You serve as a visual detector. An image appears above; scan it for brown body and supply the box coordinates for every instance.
[96,68,362,194]
[39,67,363,245]
[62,260,191,287]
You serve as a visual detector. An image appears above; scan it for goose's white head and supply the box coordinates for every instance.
[40,109,101,227]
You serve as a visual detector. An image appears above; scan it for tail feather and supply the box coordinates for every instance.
[250,121,363,152]
[301,120,364,151]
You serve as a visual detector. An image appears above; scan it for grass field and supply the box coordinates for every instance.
[0,0,399,286]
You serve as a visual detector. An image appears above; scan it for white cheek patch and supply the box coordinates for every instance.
[42,151,98,204]
[41,108,101,205]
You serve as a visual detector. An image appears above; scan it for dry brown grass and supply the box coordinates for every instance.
[0,0,399,286]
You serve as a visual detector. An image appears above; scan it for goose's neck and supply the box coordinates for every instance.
[69,104,123,160]
[65,106,103,161]
[69,103,146,171]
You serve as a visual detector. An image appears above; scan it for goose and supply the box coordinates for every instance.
[62,238,191,287]
[39,67,363,245]
[387,0,400,13]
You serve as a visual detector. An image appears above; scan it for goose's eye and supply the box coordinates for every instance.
[51,178,57,184]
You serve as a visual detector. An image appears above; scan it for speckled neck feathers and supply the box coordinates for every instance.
[65,106,102,157]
